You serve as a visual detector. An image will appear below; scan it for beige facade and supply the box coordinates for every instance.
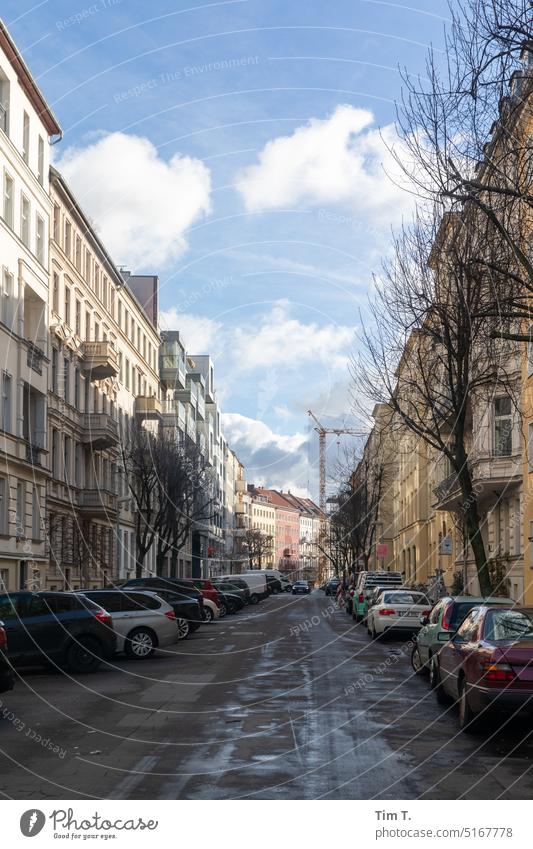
[45,169,161,589]
[250,494,276,568]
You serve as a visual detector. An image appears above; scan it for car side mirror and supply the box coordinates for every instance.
[420,615,430,627]
[451,633,465,644]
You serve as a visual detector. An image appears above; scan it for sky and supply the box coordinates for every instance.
[4,0,450,499]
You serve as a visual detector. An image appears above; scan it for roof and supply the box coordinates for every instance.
[0,19,61,137]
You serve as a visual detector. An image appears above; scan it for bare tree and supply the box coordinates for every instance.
[242,528,274,569]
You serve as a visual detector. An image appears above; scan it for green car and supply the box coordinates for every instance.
[411,595,513,674]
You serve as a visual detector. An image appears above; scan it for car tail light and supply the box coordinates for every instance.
[165,610,176,621]
[358,594,364,603]
[442,603,453,630]
[483,661,516,682]
[94,610,112,626]
[378,608,396,616]
[0,626,6,648]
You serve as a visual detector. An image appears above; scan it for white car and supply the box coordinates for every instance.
[367,590,431,638]
[202,598,220,623]
[78,589,179,658]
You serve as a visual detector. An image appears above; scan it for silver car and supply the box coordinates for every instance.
[78,590,178,659]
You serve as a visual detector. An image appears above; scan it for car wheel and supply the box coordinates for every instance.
[124,627,156,659]
[66,637,102,673]
[429,655,450,704]
[227,603,237,615]
[371,622,380,640]
[203,607,214,623]
[411,644,426,675]
[176,618,190,640]
[250,594,259,604]
[218,603,227,618]
[458,677,483,733]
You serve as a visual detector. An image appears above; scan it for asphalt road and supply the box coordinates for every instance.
[2,590,533,800]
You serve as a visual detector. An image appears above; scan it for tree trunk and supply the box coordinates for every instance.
[135,557,144,580]
[170,549,178,578]
[156,548,166,577]
[457,461,492,597]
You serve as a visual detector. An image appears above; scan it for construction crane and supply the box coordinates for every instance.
[307,410,365,581]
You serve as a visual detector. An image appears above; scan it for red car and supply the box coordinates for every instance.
[432,605,533,732]
[188,578,220,607]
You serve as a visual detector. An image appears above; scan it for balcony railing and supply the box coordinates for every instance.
[135,395,162,419]
[81,341,119,380]
[78,489,117,514]
[26,341,46,376]
[25,442,44,466]
[82,413,119,450]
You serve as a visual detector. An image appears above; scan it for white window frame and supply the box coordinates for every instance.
[3,170,13,228]
[20,192,30,247]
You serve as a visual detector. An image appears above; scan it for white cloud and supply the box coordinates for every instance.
[236,105,410,222]
[231,299,355,373]
[160,308,221,354]
[55,132,211,268]
[221,412,310,495]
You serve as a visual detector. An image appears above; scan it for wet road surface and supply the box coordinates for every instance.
[1,591,533,799]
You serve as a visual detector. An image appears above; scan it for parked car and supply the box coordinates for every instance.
[202,598,220,623]
[412,595,513,674]
[189,578,220,607]
[244,569,292,592]
[222,573,268,604]
[0,591,116,673]
[120,577,205,621]
[292,580,310,595]
[0,621,14,693]
[211,583,246,616]
[265,575,283,594]
[77,590,178,659]
[129,586,203,639]
[361,584,409,625]
[367,589,431,639]
[218,577,251,603]
[352,571,403,621]
[431,606,533,732]
[324,578,340,596]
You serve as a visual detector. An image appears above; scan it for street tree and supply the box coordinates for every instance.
[242,528,274,569]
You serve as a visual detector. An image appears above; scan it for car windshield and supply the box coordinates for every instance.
[484,609,533,641]
[382,592,428,605]
[449,601,481,630]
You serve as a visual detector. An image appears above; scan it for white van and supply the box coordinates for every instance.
[222,573,268,604]
[245,569,292,592]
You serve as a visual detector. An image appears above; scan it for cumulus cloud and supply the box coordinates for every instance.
[235,105,410,222]
[160,308,221,355]
[55,132,211,268]
[222,412,310,495]
[231,299,355,373]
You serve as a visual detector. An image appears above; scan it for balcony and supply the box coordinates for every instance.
[26,341,46,376]
[82,413,119,450]
[433,452,522,511]
[78,489,117,516]
[235,480,247,494]
[25,442,44,466]
[235,502,247,514]
[160,355,186,389]
[81,341,119,380]
[135,395,162,419]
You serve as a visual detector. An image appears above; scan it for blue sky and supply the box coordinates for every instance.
[5,0,449,497]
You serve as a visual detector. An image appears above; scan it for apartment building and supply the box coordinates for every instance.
[0,23,61,592]
[46,169,161,589]
[219,446,249,573]
[248,485,276,568]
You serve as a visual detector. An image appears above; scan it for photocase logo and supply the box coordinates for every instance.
[20,809,46,837]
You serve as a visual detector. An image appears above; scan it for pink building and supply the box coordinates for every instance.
[257,489,301,575]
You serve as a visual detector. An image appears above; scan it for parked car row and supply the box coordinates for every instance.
[0,571,279,690]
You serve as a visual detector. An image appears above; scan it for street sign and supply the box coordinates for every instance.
[376,543,388,558]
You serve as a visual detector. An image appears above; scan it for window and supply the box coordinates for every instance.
[52,272,59,313]
[94,322,99,341]
[2,372,12,432]
[35,214,45,264]
[22,111,29,164]
[118,300,122,328]
[63,357,70,403]
[53,204,60,242]
[94,264,100,299]
[0,477,6,534]
[51,428,58,477]
[37,136,44,185]
[494,397,512,457]
[75,299,81,336]
[64,285,70,326]
[456,607,482,641]
[51,348,58,393]
[2,269,13,327]
[0,74,9,134]
[75,443,83,486]
[20,193,30,246]
[63,436,71,483]
[32,486,40,539]
[75,235,82,270]
[3,171,13,227]
[85,311,91,340]
[74,368,80,409]
[16,481,25,535]
[64,219,72,258]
